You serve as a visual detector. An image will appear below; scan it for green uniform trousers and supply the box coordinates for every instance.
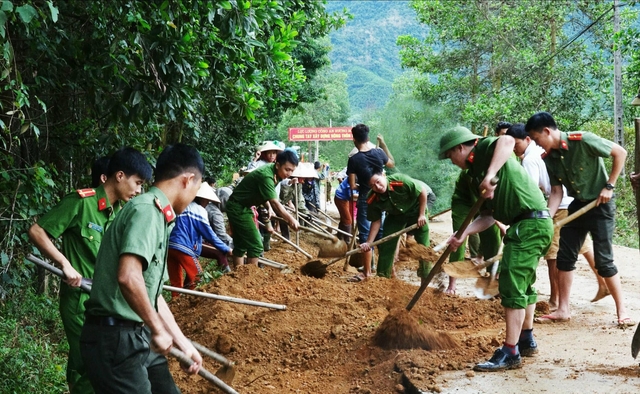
[60,288,93,394]
[227,199,263,258]
[499,217,553,309]
[449,202,501,263]
[80,323,180,394]
[377,212,430,279]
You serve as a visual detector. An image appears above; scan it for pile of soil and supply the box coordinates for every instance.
[168,233,505,393]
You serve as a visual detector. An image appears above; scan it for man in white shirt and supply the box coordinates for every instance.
[506,124,608,313]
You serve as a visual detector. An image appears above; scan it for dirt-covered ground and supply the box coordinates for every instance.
[168,211,640,393]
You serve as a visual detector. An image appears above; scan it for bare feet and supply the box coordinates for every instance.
[617,317,636,327]
[548,300,558,312]
[535,314,571,323]
[591,286,610,303]
[444,287,456,296]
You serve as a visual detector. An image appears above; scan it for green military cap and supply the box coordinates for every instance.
[438,126,478,160]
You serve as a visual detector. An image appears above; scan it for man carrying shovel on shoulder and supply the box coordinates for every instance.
[357,170,431,282]
[440,126,553,372]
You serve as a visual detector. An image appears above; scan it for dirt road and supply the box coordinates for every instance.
[427,214,640,393]
[169,209,640,393]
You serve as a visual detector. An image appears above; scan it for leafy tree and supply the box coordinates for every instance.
[325,0,426,118]
[0,0,348,292]
[397,0,638,131]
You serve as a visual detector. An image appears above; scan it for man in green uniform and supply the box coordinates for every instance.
[80,144,203,393]
[359,171,430,280]
[446,170,502,295]
[525,112,632,326]
[28,148,152,393]
[439,126,553,372]
[227,149,300,267]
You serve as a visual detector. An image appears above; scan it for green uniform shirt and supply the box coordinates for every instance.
[543,131,613,201]
[84,187,174,322]
[230,164,279,207]
[366,173,425,222]
[37,185,120,295]
[451,170,477,209]
[467,137,547,225]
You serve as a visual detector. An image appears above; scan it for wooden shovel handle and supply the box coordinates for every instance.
[554,200,598,228]
[406,177,497,311]
[297,225,339,241]
[191,341,233,367]
[259,222,313,258]
[345,223,425,257]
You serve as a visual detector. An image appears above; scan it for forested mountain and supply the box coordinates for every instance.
[325,0,426,118]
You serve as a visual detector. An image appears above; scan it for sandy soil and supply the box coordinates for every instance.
[167,211,640,393]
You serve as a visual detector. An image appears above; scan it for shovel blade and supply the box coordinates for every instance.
[300,260,328,278]
[316,239,348,258]
[215,364,236,384]
[443,261,484,278]
[474,276,499,300]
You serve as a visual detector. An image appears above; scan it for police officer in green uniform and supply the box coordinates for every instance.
[446,170,502,295]
[227,149,300,267]
[525,112,632,326]
[80,144,204,393]
[359,171,430,280]
[28,148,152,394]
[440,126,553,372]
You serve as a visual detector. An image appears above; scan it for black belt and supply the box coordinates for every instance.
[513,210,550,224]
[85,315,144,328]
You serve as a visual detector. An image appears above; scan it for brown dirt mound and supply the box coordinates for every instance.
[373,308,458,350]
[168,233,504,393]
[397,238,440,263]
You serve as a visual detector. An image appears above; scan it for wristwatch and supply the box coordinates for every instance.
[605,183,615,190]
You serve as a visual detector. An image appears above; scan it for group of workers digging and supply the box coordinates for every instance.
[438,111,633,372]
[26,108,636,392]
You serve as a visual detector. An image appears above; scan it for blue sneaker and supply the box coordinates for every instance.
[474,348,522,372]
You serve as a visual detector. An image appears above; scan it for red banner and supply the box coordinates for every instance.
[288,127,352,141]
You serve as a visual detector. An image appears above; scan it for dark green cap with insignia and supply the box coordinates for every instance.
[438,126,478,160]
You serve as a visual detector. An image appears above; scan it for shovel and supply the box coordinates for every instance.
[191,341,236,384]
[406,178,497,311]
[444,201,598,279]
[474,259,500,300]
[297,224,348,258]
[169,347,238,394]
[278,217,349,257]
[632,323,640,359]
[443,253,503,279]
[303,222,424,278]
[27,254,287,310]
[258,222,313,259]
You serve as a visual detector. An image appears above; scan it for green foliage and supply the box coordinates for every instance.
[198,258,225,285]
[0,287,67,393]
[325,0,426,117]
[0,0,348,294]
[398,0,639,131]
[0,163,60,297]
